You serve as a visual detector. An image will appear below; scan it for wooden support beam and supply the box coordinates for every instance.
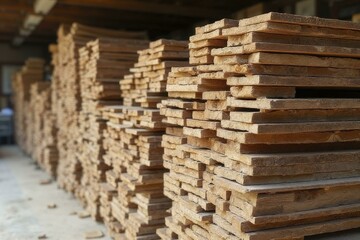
[58,0,231,18]
[0,2,33,13]
[49,5,192,28]
[41,15,181,31]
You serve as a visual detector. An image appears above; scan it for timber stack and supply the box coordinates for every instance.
[101,39,188,239]
[12,58,45,153]
[41,86,59,177]
[158,12,360,240]
[78,35,148,220]
[28,81,58,177]
[29,82,50,164]
[54,23,146,202]
[33,84,59,177]
[157,19,237,240]
[55,23,84,196]
[12,54,58,177]
[42,44,60,178]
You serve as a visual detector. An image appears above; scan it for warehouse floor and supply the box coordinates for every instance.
[0,146,110,240]
[0,145,360,240]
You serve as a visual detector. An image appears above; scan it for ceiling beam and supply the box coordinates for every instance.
[0,33,54,43]
[51,5,194,26]
[0,2,33,13]
[9,0,58,46]
[40,16,182,31]
[58,0,231,18]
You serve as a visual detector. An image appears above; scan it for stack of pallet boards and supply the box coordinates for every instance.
[12,58,45,153]
[78,36,148,220]
[100,39,189,239]
[158,12,360,240]
[54,23,146,202]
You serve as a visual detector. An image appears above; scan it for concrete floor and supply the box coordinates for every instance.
[0,145,359,240]
[0,146,110,240]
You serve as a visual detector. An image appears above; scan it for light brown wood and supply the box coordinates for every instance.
[248,52,360,69]
[13,13,360,240]
[239,12,360,31]
[100,39,189,238]
[160,12,360,240]
[12,58,59,177]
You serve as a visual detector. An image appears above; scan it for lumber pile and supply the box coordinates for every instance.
[55,24,82,195]
[78,37,148,220]
[54,23,147,200]
[49,44,60,119]
[25,83,43,157]
[41,109,59,177]
[35,85,58,177]
[101,39,188,239]
[157,19,236,240]
[12,58,45,153]
[12,57,58,177]
[42,44,60,177]
[158,13,360,240]
[29,82,51,161]
[189,19,238,65]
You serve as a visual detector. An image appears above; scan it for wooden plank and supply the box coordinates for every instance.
[230,86,295,99]
[227,97,360,110]
[239,12,360,31]
[217,128,360,144]
[227,75,360,88]
[214,175,360,194]
[196,19,239,34]
[212,42,360,58]
[183,127,216,138]
[224,64,360,78]
[224,21,360,40]
[221,120,360,134]
[228,31,360,48]
[246,217,360,240]
[248,52,360,69]
[229,109,360,124]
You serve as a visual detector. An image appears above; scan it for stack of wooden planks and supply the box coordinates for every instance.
[78,36,148,220]
[100,39,189,239]
[29,82,58,177]
[189,18,238,66]
[49,44,60,122]
[157,19,236,240]
[12,58,45,153]
[54,23,146,201]
[55,23,84,196]
[100,106,128,236]
[11,57,58,177]
[29,82,50,162]
[43,44,60,177]
[41,98,59,177]
[158,12,360,240]
[12,55,58,177]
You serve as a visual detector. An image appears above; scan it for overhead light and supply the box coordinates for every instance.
[23,14,43,30]
[34,0,57,14]
[12,37,25,46]
[11,0,56,47]
[19,28,33,36]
